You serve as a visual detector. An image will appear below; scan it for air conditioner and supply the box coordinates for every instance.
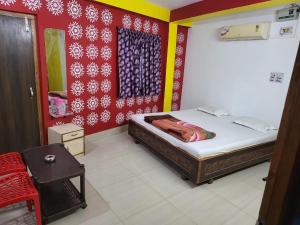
[219,22,271,41]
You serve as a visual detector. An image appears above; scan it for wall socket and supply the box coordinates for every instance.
[270,72,284,83]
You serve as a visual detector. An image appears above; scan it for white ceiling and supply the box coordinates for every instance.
[148,0,202,10]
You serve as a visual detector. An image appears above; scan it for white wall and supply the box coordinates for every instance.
[181,8,300,126]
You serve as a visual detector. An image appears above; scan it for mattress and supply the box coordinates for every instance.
[130,109,278,158]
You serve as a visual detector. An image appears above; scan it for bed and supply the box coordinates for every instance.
[128,109,277,185]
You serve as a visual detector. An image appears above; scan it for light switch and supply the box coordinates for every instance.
[270,72,284,83]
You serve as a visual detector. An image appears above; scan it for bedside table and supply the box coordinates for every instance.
[48,123,85,156]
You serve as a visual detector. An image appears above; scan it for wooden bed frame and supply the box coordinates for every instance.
[128,120,275,185]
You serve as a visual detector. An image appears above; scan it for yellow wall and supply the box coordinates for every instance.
[95,0,170,22]
[163,23,178,112]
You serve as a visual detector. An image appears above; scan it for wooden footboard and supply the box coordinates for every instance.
[128,120,275,184]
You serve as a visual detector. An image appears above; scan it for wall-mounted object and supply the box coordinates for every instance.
[270,72,284,83]
[276,5,299,22]
[48,123,85,156]
[280,26,293,36]
[219,22,271,41]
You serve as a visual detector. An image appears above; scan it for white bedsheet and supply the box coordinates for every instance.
[130,109,277,158]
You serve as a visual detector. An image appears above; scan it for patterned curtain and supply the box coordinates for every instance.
[118,28,161,98]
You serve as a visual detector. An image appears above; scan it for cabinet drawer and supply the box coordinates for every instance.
[64,138,84,155]
[63,130,84,142]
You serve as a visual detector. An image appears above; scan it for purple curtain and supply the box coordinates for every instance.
[118,28,161,98]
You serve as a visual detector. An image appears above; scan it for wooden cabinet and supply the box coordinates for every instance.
[48,123,85,156]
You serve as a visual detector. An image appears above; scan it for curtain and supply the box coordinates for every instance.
[118,28,161,98]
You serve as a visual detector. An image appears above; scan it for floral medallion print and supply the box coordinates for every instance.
[100,46,112,61]
[153,95,159,102]
[126,111,134,121]
[173,81,180,91]
[175,58,183,68]
[100,110,110,123]
[87,96,99,110]
[174,69,181,79]
[177,32,185,44]
[143,20,151,33]
[116,99,125,109]
[172,103,179,111]
[145,96,152,104]
[70,62,84,78]
[101,28,112,44]
[136,96,144,105]
[85,25,98,42]
[67,0,82,19]
[134,18,142,31]
[46,0,64,16]
[100,79,111,93]
[136,108,143,114]
[101,9,112,26]
[152,22,159,35]
[144,107,151,114]
[126,97,135,107]
[122,14,131,29]
[116,112,125,125]
[86,44,98,60]
[69,42,83,59]
[172,92,179,101]
[85,5,98,22]
[68,22,83,40]
[152,105,158,113]
[87,80,99,94]
[71,98,84,113]
[101,63,112,77]
[22,0,41,11]
[100,95,111,108]
[87,112,98,126]
[72,115,84,127]
[87,62,99,77]
[0,0,16,6]
[176,45,183,56]
[71,80,84,96]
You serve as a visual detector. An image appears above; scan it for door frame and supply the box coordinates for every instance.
[0,10,44,145]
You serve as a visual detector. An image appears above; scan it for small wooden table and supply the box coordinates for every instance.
[22,143,87,224]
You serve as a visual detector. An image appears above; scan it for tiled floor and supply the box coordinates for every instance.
[1,132,270,225]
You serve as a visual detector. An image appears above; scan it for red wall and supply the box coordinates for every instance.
[172,26,188,111]
[0,0,188,136]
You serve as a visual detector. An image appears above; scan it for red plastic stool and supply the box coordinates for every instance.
[0,172,42,225]
[0,152,26,176]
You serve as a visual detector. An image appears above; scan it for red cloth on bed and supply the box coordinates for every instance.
[144,115,216,142]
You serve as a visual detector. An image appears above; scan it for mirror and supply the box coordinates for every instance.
[44,28,71,118]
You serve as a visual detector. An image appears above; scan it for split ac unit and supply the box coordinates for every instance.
[219,22,271,41]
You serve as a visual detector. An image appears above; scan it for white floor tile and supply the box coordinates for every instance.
[123,201,182,225]
[98,177,163,220]
[138,167,193,198]
[222,211,257,225]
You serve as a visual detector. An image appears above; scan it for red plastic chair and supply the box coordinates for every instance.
[0,152,26,176]
[0,172,42,225]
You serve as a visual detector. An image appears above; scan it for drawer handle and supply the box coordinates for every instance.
[71,134,78,137]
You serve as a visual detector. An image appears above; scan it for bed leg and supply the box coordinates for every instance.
[208,179,214,184]
[181,174,189,181]
[134,140,140,144]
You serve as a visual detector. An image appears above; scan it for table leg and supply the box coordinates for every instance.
[80,174,87,209]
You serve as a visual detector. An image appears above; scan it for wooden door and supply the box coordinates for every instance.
[0,12,41,153]
[258,45,300,225]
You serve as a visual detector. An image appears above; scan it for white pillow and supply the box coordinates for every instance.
[234,117,277,133]
[197,105,230,117]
